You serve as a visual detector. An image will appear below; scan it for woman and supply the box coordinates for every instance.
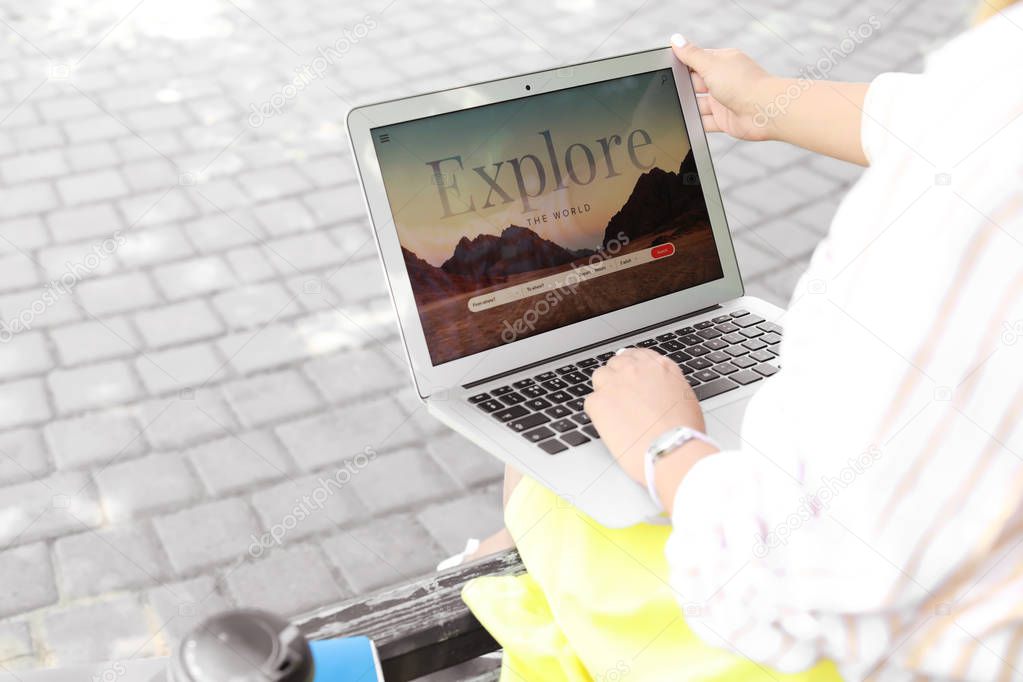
[460,2,1023,680]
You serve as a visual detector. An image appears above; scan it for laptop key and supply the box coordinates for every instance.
[567,398,586,411]
[582,425,600,439]
[679,334,703,346]
[536,371,557,382]
[660,339,684,352]
[725,346,748,358]
[730,309,749,318]
[551,419,576,433]
[761,332,782,345]
[638,339,658,348]
[476,399,503,413]
[688,344,710,356]
[697,328,722,339]
[572,412,591,425]
[749,349,776,363]
[706,351,730,364]
[712,314,731,324]
[731,355,756,369]
[734,314,765,328]
[512,379,534,389]
[509,413,550,432]
[556,364,577,374]
[499,392,526,405]
[468,393,490,403]
[539,439,568,455]
[694,377,740,400]
[753,363,779,377]
[567,384,591,397]
[722,332,745,344]
[731,369,763,385]
[523,426,556,443]
[493,405,529,422]
[525,397,552,411]
[541,378,568,391]
[547,390,572,403]
[704,338,728,351]
[563,371,588,384]
[740,327,763,338]
[492,385,514,396]
[694,320,714,330]
[597,352,615,362]
[546,405,571,419]
[577,358,599,368]
[714,362,739,375]
[694,369,719,382]
[686,357,713,370]
[714,322,739,334]
[656,332,676,341]
[667,351,693,364]
[649,346,668,355]
[521,385,546,398]
[561,431,591,447]
[742,339,768,351]
[758,322,783,335]
[676,326,696,335]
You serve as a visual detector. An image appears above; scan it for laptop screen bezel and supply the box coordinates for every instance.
[346,47,743,397]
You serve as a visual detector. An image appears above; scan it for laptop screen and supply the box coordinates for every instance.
[372,68,725,366]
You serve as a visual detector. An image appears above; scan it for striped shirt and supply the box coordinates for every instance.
[665,9,1023,680]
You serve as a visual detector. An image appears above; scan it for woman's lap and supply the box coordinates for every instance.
[462,476,842,681]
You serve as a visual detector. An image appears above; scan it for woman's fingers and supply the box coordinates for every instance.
[702,114,721,133]
[697,95,712,116]
[670,34,714,76]
[691,71,708,93]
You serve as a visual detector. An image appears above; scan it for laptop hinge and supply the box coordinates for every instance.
[462,304,722,389]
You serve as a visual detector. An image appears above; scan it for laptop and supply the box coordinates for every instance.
[347,47,785,528]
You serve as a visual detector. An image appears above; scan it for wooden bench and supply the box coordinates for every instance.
[295,549,524,681]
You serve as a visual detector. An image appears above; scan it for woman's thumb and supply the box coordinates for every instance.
[670,34,712,74]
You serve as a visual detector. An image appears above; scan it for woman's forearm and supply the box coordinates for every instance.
[760,78,870,166]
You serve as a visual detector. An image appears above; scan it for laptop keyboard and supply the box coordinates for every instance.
[468,309,783,455]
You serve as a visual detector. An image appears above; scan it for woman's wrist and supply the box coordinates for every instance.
[654,440,719,515]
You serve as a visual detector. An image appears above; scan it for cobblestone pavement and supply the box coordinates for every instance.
[0,0,974,670]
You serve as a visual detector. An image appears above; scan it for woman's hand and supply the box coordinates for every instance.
[671,33,870,165]
[585,348,707,486]
[671,34,778,141]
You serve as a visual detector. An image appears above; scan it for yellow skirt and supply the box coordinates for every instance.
[462,476,842,682]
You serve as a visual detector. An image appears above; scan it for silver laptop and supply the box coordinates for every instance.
[347,47,785,528]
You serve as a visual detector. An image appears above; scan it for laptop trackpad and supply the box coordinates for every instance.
[703,396,751,451]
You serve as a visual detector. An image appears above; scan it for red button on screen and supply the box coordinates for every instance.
[651,243,675,259]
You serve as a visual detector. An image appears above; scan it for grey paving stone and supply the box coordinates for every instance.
[0,150,68,184]
[264,232,348,273]
[226,544,345,617]
[47,360,141,414]
[41,596,156,665]
[49,317,142,366]
[0,183,57,219]
[0,471,102,547]
[135,342,227,395]
[117,224,195,268]
[0,620,32,666]
[252,199,317,237]
[136,389,240,450]
[790,198,843,235]
[152,256,238,300]
[75,271,161,316]
[95,452,201,521]
[301,347,403,404]
[0,543,57,618]
[0,428,50,487]
[56,169,130,206]
[183,212,264,252]
[326,258,389,303]
[274,397,414,471]
[44,409,146,470]
[224,245,278,283]
[154,498,259,574]
[745,217,822,260]
[186,430,291,495]
[322,513,447,593]
[347,447,459,516]
[417,488,505,555]
[0,216,49,255]
[0,252,39,293]
[0,378,52,429]
[53,522,168,599]
[134,299,224,349]
[424,431,504,490]
[249,470,368,545]
[222,369,320,427]
[215,323,315,374]
[0,331,53,380]
[237,166,313,203]
[38,241,120,281]
[46,203,123,243]
[148,576,232,642]
[212,282,300,329]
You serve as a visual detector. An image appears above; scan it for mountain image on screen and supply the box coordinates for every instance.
[402,150,709,306]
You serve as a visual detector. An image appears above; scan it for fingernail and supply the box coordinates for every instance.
[670,33,687,48]
[614,347,628,355]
